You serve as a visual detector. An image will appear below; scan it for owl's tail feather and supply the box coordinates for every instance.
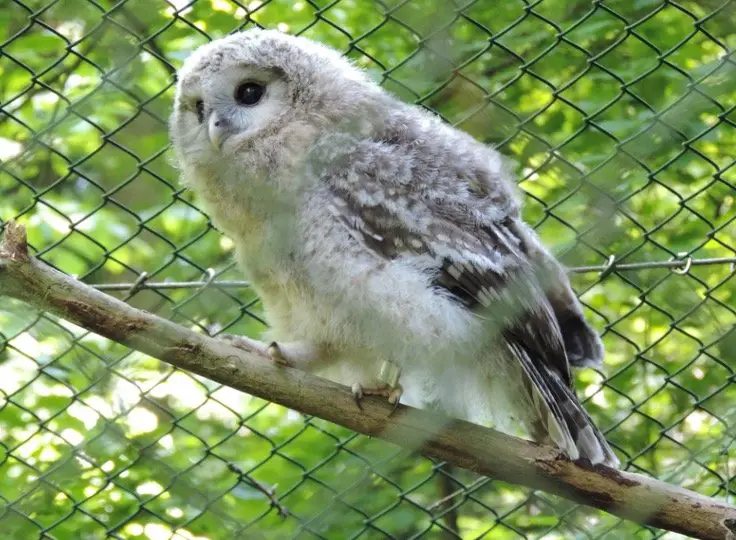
[510,343,620,467]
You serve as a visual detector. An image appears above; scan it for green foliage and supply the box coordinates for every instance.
[0,1,734,538]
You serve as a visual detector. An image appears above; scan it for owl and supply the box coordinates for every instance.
[170,28,619,467]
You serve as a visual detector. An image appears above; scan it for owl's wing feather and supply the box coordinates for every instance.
[321,145,617,466]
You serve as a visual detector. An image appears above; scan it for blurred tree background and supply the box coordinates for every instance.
[0,0,734,538]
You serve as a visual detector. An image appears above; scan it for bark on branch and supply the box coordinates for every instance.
[1,222,734,540]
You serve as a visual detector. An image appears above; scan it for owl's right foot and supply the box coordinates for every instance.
[219,334,324,369]
[264,341,291,367]
[220,333,269,355]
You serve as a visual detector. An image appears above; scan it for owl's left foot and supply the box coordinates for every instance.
[351,382,403,411]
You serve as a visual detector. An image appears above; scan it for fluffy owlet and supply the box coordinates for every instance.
[170,29,619,466]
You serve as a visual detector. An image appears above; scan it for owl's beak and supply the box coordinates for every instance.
[208,112,229,150]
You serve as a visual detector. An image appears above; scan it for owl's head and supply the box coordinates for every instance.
[170,29,382,179]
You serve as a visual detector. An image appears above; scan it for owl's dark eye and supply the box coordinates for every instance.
[235,82,264,106]
[195,100,205,124]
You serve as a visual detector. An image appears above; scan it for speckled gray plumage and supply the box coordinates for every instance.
[170,29,618,466]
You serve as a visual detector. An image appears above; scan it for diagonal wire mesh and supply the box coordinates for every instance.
[0,0,734,538]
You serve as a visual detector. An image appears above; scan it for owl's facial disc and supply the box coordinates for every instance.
[173,45,291,163]
[206,80,266,150]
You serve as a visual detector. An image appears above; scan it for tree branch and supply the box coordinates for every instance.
[1,222,734,540]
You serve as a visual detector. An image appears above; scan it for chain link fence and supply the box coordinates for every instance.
[1,0,734,538]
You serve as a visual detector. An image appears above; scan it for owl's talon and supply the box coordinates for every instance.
[266,341,292,367]
[351,383,364,410]
[387,385,403,416]
[388,384,403,407]
[351,382,401,412]
[220,335,295,367]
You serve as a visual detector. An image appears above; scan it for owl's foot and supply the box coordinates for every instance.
[356,360,403,413]
[265,341,292,367]
[219,333,272,357]
[219,334,322,368]
[351,382,403,412]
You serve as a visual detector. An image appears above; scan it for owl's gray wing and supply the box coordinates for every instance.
[319,140,617,466]
[325,174,585,381]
